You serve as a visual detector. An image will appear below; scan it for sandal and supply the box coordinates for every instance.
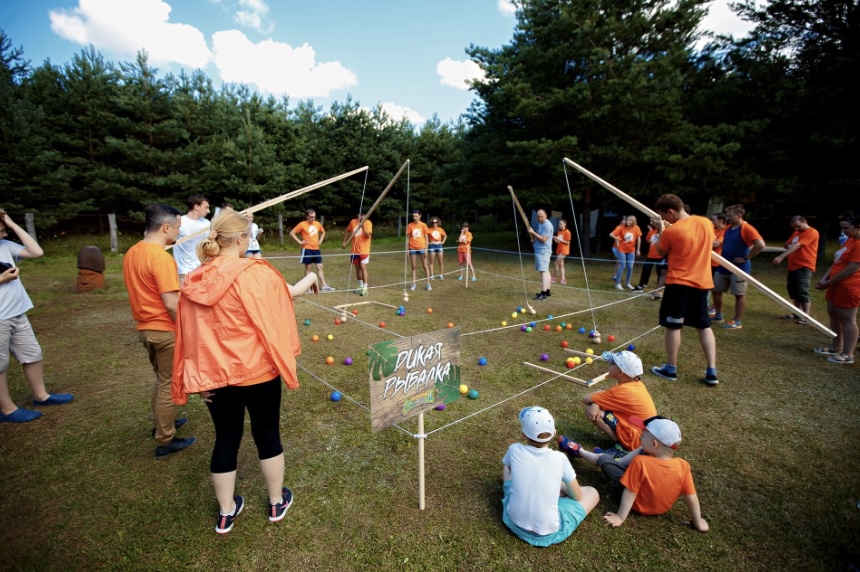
[813,346,841,355]
[558,435,583,457]
[826,353,854,364]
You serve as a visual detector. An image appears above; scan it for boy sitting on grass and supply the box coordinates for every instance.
[581,351,656,458]
[501,407,599,547]
[558,415,708,532]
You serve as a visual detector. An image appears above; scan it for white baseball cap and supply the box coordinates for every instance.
[518,407,556,443]
[601,350,643,378]
[630,415,682,449]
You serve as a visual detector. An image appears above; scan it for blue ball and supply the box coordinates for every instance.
[627,344,635,351]
[560,322,567,328]
[529,321,536,328]
[547,314,554,320]
[478,357,488,366]
[330,391,342,402]
[303,319,311,326]
[578,327,586,334]
[517,306,524,313]
[467,388,479,399]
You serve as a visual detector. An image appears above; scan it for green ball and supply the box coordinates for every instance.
[468,389,479,399]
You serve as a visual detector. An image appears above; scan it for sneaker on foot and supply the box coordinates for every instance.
[470,277,477,282]
[151,417,189,439]
[32,393,75,406]
[360,287,368,296]
[723,320,742,330]
[533,292,547,301]
[215,495,244,534]
[458,276,463,281]
[545,290,551,297]
[439,275,444,280]
[430,275,435,280]
[626,283,635,291]
[604,445,628,459]
[409,284,417,291]
[155,436,196,459]
[0,407,43,423]
[558,435,582,457]
[269,487,293,522]
[651,365,678,381]
[711,313,724,322]
[560,279,567,285]
[614,283,623,290]
[633,285,643,291]
[320,285,335,292]
[426,283,432,291]
[551,277,557,283]
[704,373,719,386]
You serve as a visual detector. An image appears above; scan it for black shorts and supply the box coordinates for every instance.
[659,284,712,330]
[787,268,812,303]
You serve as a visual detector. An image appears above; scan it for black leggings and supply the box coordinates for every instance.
[205,377,284,474]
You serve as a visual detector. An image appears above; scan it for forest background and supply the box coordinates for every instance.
[1,0,856,252]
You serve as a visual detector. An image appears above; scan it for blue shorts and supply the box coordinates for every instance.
[300,249,322,265]
[534,250,551,273]
[428,243,443,253]
[501,480,586,547]
[409,249,426,256]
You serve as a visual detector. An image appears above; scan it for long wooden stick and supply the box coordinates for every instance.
[523,362,603,387]
[168,166,369,250]
[562,157,836,338]
[507,186,531,229]
[564,348,607,360]
[345,160,409,245]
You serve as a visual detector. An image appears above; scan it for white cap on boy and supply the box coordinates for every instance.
[630,415,682,449]
[518,407,556,443]
[601,350,644,378]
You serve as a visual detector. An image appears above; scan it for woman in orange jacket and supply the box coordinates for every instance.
[173,211,318,534]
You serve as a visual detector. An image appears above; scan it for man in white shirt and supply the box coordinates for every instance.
[173,194,210,285]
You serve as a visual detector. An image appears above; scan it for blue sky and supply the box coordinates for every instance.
[0,0,754,126]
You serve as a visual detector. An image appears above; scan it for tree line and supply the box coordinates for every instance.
[1,0,856,244]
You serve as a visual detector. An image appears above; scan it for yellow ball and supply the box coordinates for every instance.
[327,334,334,341]
[573,357,581,365]
[501,321,508,327]
[585,357,593,364]
[511,312,518,319]
[566,357,575,364]
[586,348,594,355]
[459,384,469,394]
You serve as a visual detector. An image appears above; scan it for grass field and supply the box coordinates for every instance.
[1,233,858,572]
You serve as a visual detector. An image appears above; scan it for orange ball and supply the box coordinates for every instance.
[607,334,616,342]
[555,325,562,332]
[427,308,433,314]
[379,321,386,328]
[352,309,358,315]
[565,323,573,330]
[325,356,334,365]
[311,335,320,342]
[334,318,341,325]
[447,322,454,328]
[561,340,569,348]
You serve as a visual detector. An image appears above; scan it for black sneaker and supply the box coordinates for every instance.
[269,486,293,522]
[533,292,547,300]
[651,365,678,381]
[151,418,189,439]
[633,285,644,291]
[604,445,628,459]
[545,290,551,297]
[704,373,719,386]
[215,495,244,534]
[155,436,196,459]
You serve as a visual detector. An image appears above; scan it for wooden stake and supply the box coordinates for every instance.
[561,157,836,338]
[344,160,409,245]
[418,412,426,510]
[564,348,606,360]
[169,166,369,250]
[508,186,538,314]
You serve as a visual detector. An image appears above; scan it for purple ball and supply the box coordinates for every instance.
[520,325,527,331]
[435,403,446,411]
[540,353,550,362]
[344,357,353,365]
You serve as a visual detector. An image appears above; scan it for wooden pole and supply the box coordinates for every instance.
[561,157,836,338]
[418,412,426,510]
[522,362,603,387]
[507,186,537,314]
[108,214,118,253]
[563,348,606,360]
[278,214,284,246]
[345,159,409,245]
[168,166,369,250]
[24,213,36,240]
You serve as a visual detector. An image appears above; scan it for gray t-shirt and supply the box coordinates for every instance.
[0,240,33,319]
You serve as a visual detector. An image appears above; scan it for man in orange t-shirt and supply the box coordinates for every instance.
[290,209,334,291]
[772,216,819,322]
[342,211,372,296]
[123,204,195,458]
[652,194,719,386]
[407,210,432,291]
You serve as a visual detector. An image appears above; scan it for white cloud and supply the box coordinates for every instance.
[212,30,357,98]
[234,0,273,33]
[498,0,516,16]
[49,0,212,69]
[436,58,486,90]
[700,0,756,39]
[378,102,426,126]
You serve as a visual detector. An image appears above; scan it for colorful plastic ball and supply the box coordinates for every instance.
[517,306,524,313]
[560,322,567,328]
[585,357,593,364]
[521,325,528,332]
[325,356,335,365]
[566,360,576,369]
[501,321,508,327]
[555,325,563,332]
[526,326,533,333]
[478,357,488,366]
[340,315,348,323]
[561,340,569,348]
[607,335,616,342]
[379,321,386,328]
[573,356,582,365]
[344,357,353,365]
[565,324,573,330]
[511,312,518,319]
[543,325,551,331]
[352,309,358,315]
[586,348,594,355]
[467,389,479,400]
[547,314,554,319]
[529,321,536,328]
[303,319,311,326]
[447,322,454,328]
[427,308,433,314]
[399,305,405,311]
[540,353,550,362]
[459,384,469,394]
[334,318,341,325]
[566,356,575,364]
[578,327,586,334]
[435,403,446,411]
[330,391,342,401]
[327,334,334,341]
[627,344,635,351]
[311,335,320,342]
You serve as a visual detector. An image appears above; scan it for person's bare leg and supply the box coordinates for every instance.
[734,294,746,321]
[697,327,717,368]
[316,263,328,288]
[665,328,682,366]
[713,291,723,316]
[827,301,844,352]
[22,361,50,401]
[836,306,858,357]
[259,453,286,504]
[576,486,600,514]
[0,371,19,415]
[421,254,431,283]
[410,254,418,285]
[212,471,238,514]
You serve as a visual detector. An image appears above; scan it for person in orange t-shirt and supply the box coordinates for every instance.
[772,216,820,322]
[173,211,319,534]
[652,194,719,386]
[814,213,860,365]
[123,204,195,458]
[552,219,572,285]
[634,218,668,296]
[427,217,447,280]
[290,209,333,291]
[457,222,476,281]
[611,216,642,290]
[407,210,432,291]
[342,211,372,296]
[558,416,708,532]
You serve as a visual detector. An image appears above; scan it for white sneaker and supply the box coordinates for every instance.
[430,275,435,280]
[409,284,417,291]
[614,283,623,290]
[426,283,432,291]
[360,287,368,296]
[470,277,476,282]
[439,275,444,280]
[321,285,335,292]
[626,283,635,291]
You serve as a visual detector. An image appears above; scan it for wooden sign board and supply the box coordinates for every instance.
[369,327,462,432]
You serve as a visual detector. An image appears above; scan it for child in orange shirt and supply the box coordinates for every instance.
[457,222,476,281]
[558,415,708,532]
[552,219,571,285]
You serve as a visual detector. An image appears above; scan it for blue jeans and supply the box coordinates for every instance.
[614,251,634,285]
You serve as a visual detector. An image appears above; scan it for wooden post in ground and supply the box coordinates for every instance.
[108,214,118,253]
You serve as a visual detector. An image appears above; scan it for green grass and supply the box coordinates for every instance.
[1,234,858,571]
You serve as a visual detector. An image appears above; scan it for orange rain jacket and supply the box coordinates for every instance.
[172,256,302,405]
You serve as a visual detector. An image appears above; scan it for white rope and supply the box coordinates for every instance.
[338,169,371,309]
[511,196,533,306]
[563,161,599,333]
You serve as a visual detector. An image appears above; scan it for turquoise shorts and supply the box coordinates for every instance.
[501,481,586,547]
